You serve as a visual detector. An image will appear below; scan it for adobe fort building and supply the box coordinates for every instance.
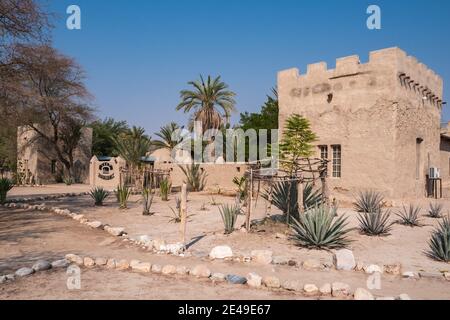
[278,47,446,203]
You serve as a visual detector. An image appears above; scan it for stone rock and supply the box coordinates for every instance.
[0,275,6,284]
[319,283,332,295]
[251,250,273,265]
[402,271,417,279]
[444,272,450,281]
[333,249,356,271]
[151,264,162,273]
[138,235,153,246]
[166,243,185,255]
[106,227,125,237]
[332,282,351,297]
[87,221,103,229]
[15,267,34,277]
[399,293,412,300]
[130,260,141,268]
[116,259,130,270]
[209,246,233,259]
[162,265,177,275]
[106,259,116,269]
[364,264,383,274]
[226,274,247,285]
[52,259,70,269]
[95,258,108,266]
[354,288,374,300]
[419,272,443,280]
[6,274,15,281]
[73,214,85,221]
[210,273,226,282]
[302,259,322,270]
[304,284,319,295]
[153,239,167,251]
[384,263,402,275]
[246,273,262,288]
[84,257,96,268]
[272,256,290,265]
[176,266,189,275]
[132,262,152,273]
[190,265,211,278]
[282,280,302,292]
[65,254,83,265]
[262,276,281,289]
[32,260,52,271]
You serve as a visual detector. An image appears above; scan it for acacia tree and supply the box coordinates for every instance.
[10,44,93,180]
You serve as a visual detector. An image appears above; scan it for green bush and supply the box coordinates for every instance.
[89,187,109,206]
[358,209,393,236]
[396,204,422,227]
[219,204,241,234]
[428,202,444,219]
[0,178,13,204]
[115,185,130,209]
[354,190,384,213]
[179,164,207,192]
[142,187,155,216]
[426,216,450,262]
[159,178,172,201]
[63,177,73,186]
[232,176,248,201]
[290,205,352,250]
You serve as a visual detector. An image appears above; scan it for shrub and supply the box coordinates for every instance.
[358,209,393,236]
[63,177,73,186]
[426,216,450,262]
[232,176,247,201]
[159,178,172,201]
[168,197,182,223]
[115,185,130,209]
[179,164,207,192]
[0,178,13,204]
[142,187,155,216]
[219,204,241,234]
[290,205,352,249]
[354,190,384,213]
[428,202,444,219]
[396,204,422,227]
[89,187,109,206]
[262,181,322,220]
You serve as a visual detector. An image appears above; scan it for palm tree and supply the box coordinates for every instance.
[152,122,180,151]
[113,126,151,171]
[176,75,236,133]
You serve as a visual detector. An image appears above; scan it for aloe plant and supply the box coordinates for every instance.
[115,185,130,209]
[0,178,13,204]
[219,204,241,234]
[233,176,247,201]
[167,197,182,223]
[358,209,393,236]
[290,205,352,249]
[63,176,73,186]
[159,178,172,201]
[426,216,450,262]
[428,202,444,219]
[262,182,322,220]
[179,164,207,192]
[142,187,155,216]
[354,190,384,213]
[89,187,109,206]
[396,204,422,227]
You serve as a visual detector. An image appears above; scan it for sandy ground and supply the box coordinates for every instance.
[8,184,91,198]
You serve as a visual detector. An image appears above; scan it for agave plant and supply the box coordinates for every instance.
[142,187,155,216]
[426,216,450,262]
[290,205,352,249]
[63,176,73,186]
[115,185,130,209]
[261,181,322,220]
[179,164,207,192]
[168,197,182,223]
[232,176,248,201]
[0,178,13,204]
[159,178,172,201]
[358,209,393,236]
[396,204,422,227]
[354,190,384,213]
[89,187,109,206]
[219,204,241,234]
[428,202,444,219]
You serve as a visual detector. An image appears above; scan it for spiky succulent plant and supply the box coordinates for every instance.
[354,190,384,213]
[426,216,450,262]
[396,204,422,227]
[428,202,444,219]
[358,209,393,236]
[89,187,109,206]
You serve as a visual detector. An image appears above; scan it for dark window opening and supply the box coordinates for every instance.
[332,145,342,178]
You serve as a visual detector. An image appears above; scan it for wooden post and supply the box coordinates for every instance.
[245,169,253,232]
[180,183,188,244]
[298,179,304,214]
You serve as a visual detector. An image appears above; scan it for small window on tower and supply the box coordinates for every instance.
[332,145,342,178]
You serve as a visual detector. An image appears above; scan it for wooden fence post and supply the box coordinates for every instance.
[180,183,188,244]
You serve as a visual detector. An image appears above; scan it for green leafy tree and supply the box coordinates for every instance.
[113,126,151,170]
[176,75,236,133]
[90,118,129,157]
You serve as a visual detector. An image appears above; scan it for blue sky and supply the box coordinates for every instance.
[47,0,450,135]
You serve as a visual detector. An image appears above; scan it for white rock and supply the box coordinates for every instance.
[333,249,356,271]
[153,239,167,251]
[304,284,319,295]
[319,283,332,295]
[354,288,374,300]
[151,264,162,273]
[32,260,52,271]
[251,250,273,265]
[364,264,383,274]
[87,221,103,229]
[138,235,153,246]
[399,293,412,300]
[106,227,125,237]
[51,259,70,268]
[190,265,211,278]
[246,273,262,288]
[115,259,130,270]
[302,259,322,270]
[130,260,141,268]
[166,243,185,255]
[95,258,108,266]
[162,265,177,275]
[176,266,189,275]
[106,259,116,269]
[262,276,281,288]
[332,282,351,297]
[210,273,226,282]
[210,246,233,259]
[73,214,85,221]
[0,275,6,284]
[132,262,152,273]
[282,280,302,292]
[15,267,34,277]
[65,254,83,265]
[84,257,95,268]
[402,271,417,278]
[376,297,396,300]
